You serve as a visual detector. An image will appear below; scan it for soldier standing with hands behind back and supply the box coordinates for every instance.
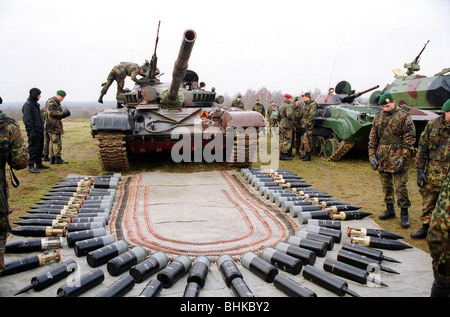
[300,92,317,161]
[278,94,294,161]
[368,92,416,229]
[47,90,70,165]
[414,99,450,239]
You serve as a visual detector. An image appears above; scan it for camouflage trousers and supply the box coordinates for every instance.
[378,170,411,208]
[301,130,313,152]
[49,133,62,157]
[427,174,450,283]
[279,128,292,154]
[419,185,441,225]
[292,130,303,151]
[0,215,8,273]
[100,71,125,99]
[43,130,50,156]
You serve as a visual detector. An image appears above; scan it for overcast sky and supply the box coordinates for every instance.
[0,0,449,103]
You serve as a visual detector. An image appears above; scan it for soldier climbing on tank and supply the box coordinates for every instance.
[413,98,450,239]
[98,62,148,107]
[368,92,416,229]
[300,92,317,161]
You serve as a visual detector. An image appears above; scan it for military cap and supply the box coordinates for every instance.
[141,65,148,73]
[294,96,300,102]
[442,99,450,112]
[270,100,274,103]
[256,98,260,101]
[237,94,242,98]
[302,92,311,97]
[378,92,395,105]
[56,90,66,97]
[284,94,292,98]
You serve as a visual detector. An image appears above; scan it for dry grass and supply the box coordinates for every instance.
[6,120,429,252]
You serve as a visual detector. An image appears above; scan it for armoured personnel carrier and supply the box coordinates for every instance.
[374,40,450,113]
[91,27,265,171]
[311,82,381,161]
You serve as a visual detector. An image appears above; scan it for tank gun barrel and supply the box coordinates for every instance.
[340,85,379,103]
[354,85,380,98]
[167,29,197,102]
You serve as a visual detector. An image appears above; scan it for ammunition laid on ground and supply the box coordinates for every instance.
[95,274,135,297]
[286,235,327,257]
[138,279,163,297]
[157,255,192,288]
[241,251,278,283]
[129,251,168,283]
[5,237,64,253]
[347,227,404,240]
[0,250,61,276]
[341,242,400,263]
[350,235,413,250]
[273,273,317,297]
[262,247,302,275]
[57,268,105,297]
[73,234,116,257]
[337,249,399,274]
[87,240,129,267]
[275,242,316,265]
[296,230,334,250]
[107,246,146,276]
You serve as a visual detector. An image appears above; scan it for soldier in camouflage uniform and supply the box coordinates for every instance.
[40,102,50,162]
[427,165,450,296]
[252,98,265,116]
[300,92,317,161]
[98,62,148,104]
[278,94,294,161]
[230,95,244,109]
[0,97,29,273]
[47,90,70,165]
[292,97,303,156]
[414,99,450,239]
[368,92,416,228]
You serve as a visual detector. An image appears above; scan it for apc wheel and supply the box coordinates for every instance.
[323,138,338,159]
[312,136,325,157]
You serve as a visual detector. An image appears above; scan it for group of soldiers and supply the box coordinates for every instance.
[22,89,70,173]
[229,92,318,161]
[368,92,450,296]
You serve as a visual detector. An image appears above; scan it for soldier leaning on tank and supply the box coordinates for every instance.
[368,92,416,229]
[292,96,303,156]
[47,90,70,165]
[427,159,450,297]
[22,88,49,173]
[252,98,265,116]
[40,101,50,162]
[278,94,294,161]
[98,62,148,105]
[300,92,318,161]
[0,96,29,273]
[230,95,244,109]
[413,99,450,239]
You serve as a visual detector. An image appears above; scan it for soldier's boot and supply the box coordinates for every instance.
[98,93,104,104]
[36,163,50,169]
[55,156,69,164]
[28,164,40,173]
[287,149,294,158]
[411,224,429,239]
[280,152,292,161]
[295,149,301,156]
[379,203,395,220]
[302,152,311,161]
[50,156,56,164]
[400,208,410,229]
[43,155,50,162]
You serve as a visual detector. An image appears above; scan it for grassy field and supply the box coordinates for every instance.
[6,119,429,252]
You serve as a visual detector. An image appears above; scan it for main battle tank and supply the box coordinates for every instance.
[91,28,265,171]
[311,82,381,161]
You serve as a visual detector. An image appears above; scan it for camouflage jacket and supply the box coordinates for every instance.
[278,98,294,129]
[46,96,64,134]
[416,115,450,191]
[300,100,317,130]
[230,99,244,109]
[292,105,303,129]
[0,112,28,237]
[427,172,450,282]
[368,106,416,172]
[40,103,48,126]
[266,105,278,121]
[252,103,265,116]
[113,62,141,82]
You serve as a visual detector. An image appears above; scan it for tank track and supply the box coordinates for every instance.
[95,132,130,171]
[227,132,259,168]
[327,140,354,162]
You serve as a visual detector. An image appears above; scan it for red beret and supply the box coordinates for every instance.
[284,94,292,98]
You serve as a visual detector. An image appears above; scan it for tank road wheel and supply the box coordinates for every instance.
[312,136,325,157]
[227,129,259,168]
[323,138,354,162]
[96,132,130,171]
